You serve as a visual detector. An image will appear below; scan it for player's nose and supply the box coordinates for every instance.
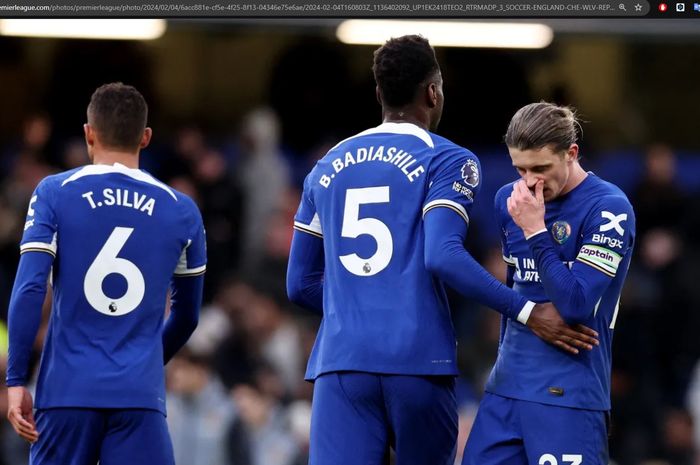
[523,172,541,189]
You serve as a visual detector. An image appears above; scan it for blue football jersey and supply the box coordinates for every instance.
[19,163,206,413]
[486,173,635,410]
[294,122,483,379]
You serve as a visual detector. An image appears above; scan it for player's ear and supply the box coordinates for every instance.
[84,124,95,147]
[375,86,382,106]
[567,144,579,162]
[426,82,438,109]
[140,127,152,149]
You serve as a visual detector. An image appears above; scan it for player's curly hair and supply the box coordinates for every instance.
[505,101,582,154]
[87,82,148,151]
[372,35,440,108]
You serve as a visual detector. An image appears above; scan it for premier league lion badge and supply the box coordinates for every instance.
[551,221,571,244]
[460,159,479,188]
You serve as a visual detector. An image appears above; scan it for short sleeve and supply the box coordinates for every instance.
[20,178,58,257]
[576,195,635,277]
[293,172,323,239]
[422,148,481,227]
[173,199,207,277]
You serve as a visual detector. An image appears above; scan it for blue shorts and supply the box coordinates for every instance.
[462,392,609,465]
[310,372,458,465]
[31,408,174,465]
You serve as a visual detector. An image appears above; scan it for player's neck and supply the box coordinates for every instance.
[92,150,140,169]
[560,163,588,196]
[382,108,430,131]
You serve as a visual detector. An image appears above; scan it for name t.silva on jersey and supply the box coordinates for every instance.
[318,144,426,188]
[81,188,156,216]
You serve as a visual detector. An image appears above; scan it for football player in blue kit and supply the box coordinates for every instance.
[287,36,598,465]
[463,102,636,465]
[6,83,206,465]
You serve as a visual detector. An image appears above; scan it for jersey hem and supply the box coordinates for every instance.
[484,388,610,411]
[305,365,459,381]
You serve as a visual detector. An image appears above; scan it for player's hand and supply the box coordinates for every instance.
[7,386,38,443]
[527,302,599,355]
[507,179,546,238]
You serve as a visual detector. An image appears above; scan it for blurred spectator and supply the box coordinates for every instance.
[610,226,700,465]
[208,277,304,398]
[250,198,298,299]
[631,144,687,236]
[686,361,700,463]
[211,278,264,389]
[1,113,55,179]
[190,148,244,298]
[286,400,311,465]
[236,107,291,271]
[0,116,57,320]
[0,197,22,319]
[238,288,303,396]
[167,349,236,465]
[228,382,300,465]
[657,409,695,465]
[157,124,245,297]
[159,125,208,182]
[623,144,700,406]
[59,137,89,170]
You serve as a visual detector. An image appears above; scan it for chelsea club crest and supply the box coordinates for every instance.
[551,221,571,244]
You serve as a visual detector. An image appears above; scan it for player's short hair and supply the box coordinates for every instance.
[505,102,581,154]
[87,82,148,151]
[372,35,440,108]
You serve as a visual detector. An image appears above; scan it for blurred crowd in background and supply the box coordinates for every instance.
[0,99,698,465]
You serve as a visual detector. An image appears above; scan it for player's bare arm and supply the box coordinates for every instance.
[7,386,38,443]
[527,303,599,355]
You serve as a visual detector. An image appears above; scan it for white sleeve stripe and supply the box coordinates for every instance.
[294,220,322,235]
[423,204,469,225]
[293,224,323,238]
[516,301,536,325]
[503,255,516,265]
[20,241,57,254]
[423,199,469,219]
[173,264,206,276]
[525,228,548,240]
[174,240,199,274]
[20,247,56,257]
[422,199,469,225]
[576,257,616,277]
[309,213,322,233]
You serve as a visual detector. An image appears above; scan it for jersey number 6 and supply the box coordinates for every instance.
[84,226,146,316]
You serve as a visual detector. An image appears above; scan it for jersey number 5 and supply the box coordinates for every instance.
[84,227,145,316]
[339,186,393,277]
